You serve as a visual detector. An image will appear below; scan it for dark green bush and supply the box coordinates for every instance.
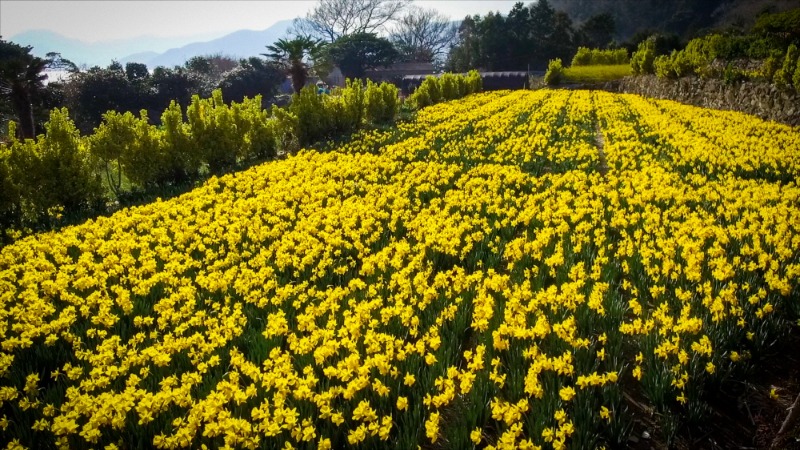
[654,50,693,78]
[338,78,366,133]
[123,111,166,188]
[409,78,433,109]
[0,137,20,236]
[759,54,782,82]
[187,90,243,174]
[160,100,201,184]
[544,58,565,85]
[8,108,103,223]
[289,85,330,146]
[631,38,656,74]
[466,70,482,93]
[775,44,798,87]
[794,55,800,89]
[365,80,398,124]
[231,96,278,161]
[440,73,458,101]
[722,64,747,85]
[89,110,138,197]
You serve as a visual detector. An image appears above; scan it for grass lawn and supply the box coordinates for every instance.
[564,64,632,83]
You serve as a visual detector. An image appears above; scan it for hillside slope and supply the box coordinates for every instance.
[1,90,798,449]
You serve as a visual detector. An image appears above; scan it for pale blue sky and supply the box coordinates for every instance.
[1,1,521,42]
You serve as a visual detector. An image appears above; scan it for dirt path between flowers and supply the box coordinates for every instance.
[595,123,609,177]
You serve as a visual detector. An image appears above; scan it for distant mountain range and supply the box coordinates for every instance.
[10,19,294,69]
[137,21,294,68]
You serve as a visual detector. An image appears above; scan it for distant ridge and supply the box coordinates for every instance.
[142,20,294,68]
[8,29,224,67]
[120,51,160,66]
[9,19,294,69]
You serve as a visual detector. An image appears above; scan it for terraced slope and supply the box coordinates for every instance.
[1,90,798,449]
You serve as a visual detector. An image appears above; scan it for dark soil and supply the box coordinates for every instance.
[626,326,800,450]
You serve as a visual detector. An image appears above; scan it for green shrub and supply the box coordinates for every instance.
[454,75,467,98]
[365,80,398,124]
[89,110,137,197]
[745,36,780,59]
[0,139,21,234]
[289,79,369,146]
[611,48,629,65]
[90,107,194,192]
[759,54,782,82]
[161,101,201,184]
[572,47,629,66]
[653,54,672,78]
[407,71,481,109]
[440,73,459,100]
[544,58,565,85]
[122,111,166,188]
[232,96,278,161]
[654,50,693,78]
[12,108,104,221]
[682,34,723,74]
[423,76,442,104]
[39,109,104,215]
[753,8,800,40]
[325,94,349,135]
[380,82,399,121]
[466,70,482,94]
[722,64,747,85]
[774,68,787,85]
[339,78,366,133]
[410,78,433,108]
[572,47,592,66]
[289,85,330,146]
[775,44,798,87]
[631,38,656,74]
[409,76,440,109]
[4,137,39,223]
[270,105,299,151]
[187,90,243,173]
[794,55,800,89]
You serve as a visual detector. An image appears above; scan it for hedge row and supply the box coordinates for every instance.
[632,35,800,89]
[571,47,629,66]
[407,71,482,109]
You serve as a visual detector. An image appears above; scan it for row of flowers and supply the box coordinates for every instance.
[0,90,798,449]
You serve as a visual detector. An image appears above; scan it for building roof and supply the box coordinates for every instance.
[401,71,537,81]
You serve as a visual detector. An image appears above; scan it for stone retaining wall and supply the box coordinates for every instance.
[604,75,800,126]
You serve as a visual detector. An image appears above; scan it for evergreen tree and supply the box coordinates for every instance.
[0,39,47,139]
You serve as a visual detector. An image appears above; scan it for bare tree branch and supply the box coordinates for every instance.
[390,6,457,63]
[296,0,411,42]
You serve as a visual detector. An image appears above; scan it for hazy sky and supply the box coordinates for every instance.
[1,1,521,42]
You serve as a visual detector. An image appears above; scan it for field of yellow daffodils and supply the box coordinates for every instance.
[1,90,799,449]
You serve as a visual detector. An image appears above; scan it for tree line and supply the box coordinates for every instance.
[0,0,614,140]
[6,0,762,141]
[1,3,457,140]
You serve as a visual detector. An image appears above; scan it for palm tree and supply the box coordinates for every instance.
[263,37,322,94]
[0,39,48,140]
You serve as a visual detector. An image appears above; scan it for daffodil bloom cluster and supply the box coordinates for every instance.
[0,89,798,449]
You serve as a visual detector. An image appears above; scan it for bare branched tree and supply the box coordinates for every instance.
[293,0,411,42]
[390,6,457,63]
